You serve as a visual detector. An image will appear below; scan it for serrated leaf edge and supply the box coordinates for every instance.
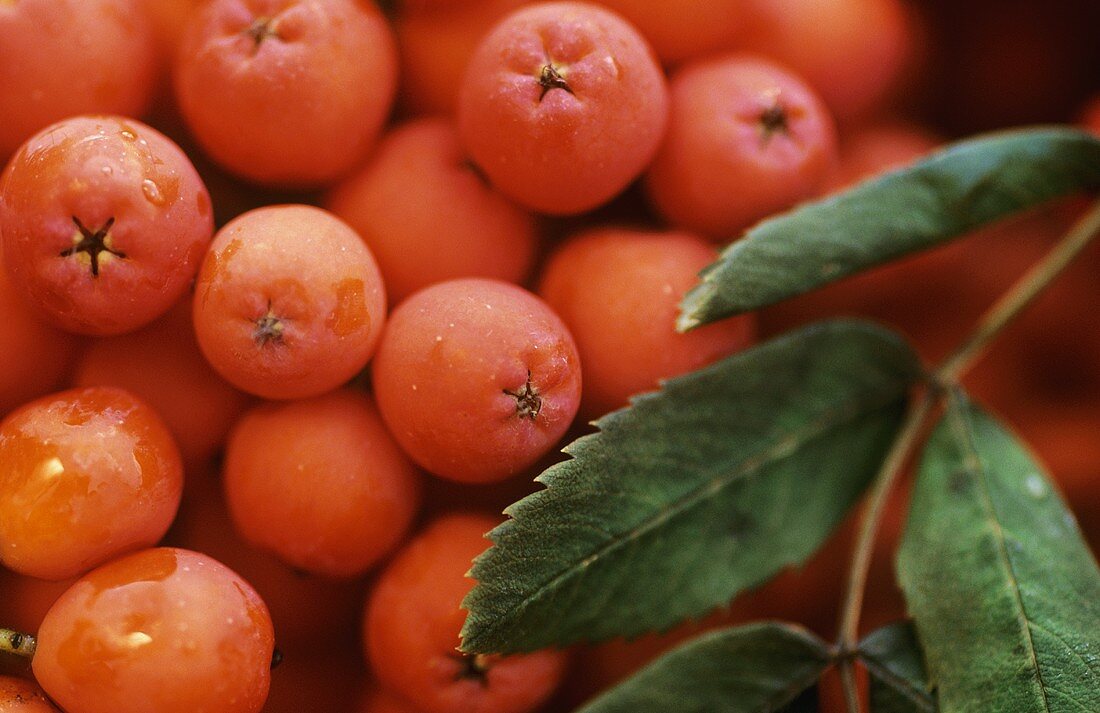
[678,126,1100,328]
[461,322,918,652]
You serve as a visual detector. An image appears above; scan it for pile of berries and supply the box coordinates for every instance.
[1,0,1098,711]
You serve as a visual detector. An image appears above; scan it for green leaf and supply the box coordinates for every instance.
[680,128,1100,329]
[462,320,921,654]
[897,394,1100,712]
[576,623,831,713]
[859,621,936,713]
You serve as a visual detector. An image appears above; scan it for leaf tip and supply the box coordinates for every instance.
[675,311,701,333]
[456,613,480,654]
[677,279,717,332]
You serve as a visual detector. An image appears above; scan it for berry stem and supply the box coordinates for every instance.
[62,216,125,278]
[503,371,542,420]
[450,651,491,685]
[253,302,286,346]
[0,628,36,661]
[537,64,573,100]
[243,16,279,52]
[758,104,790,144]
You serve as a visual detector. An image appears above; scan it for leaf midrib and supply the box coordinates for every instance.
[682,128,1100,323]
[469,378,910,648]
[751,658,828,713]
[718,624,833,713]
[859,651,935,712]
[948,398,1052,712]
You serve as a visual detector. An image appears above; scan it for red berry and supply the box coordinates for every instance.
[539,227,756,419]
[192,205,386,400]
[33,548,275,713]
[0,116,213,335]
[372,279,581,483]
[223,389,422,578]
[72,300,251,471]
[326,117,538,305]
[0,675,59,712]
[174,0,398,187]
[457,1,669,214]
[0,387,183,580]
[0,256,81,416]
[0,0,158,160]
[645,54,837,239]
[365,514,568,713]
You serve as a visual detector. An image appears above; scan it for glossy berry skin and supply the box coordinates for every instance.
[0,116,214,335]
[33,548,275,713]
[364,514,568,713]
[192,205,386,400]
[645,54,838,239]
[223,389,422,578]
[173,472,364,648]
[538,228,756,419]
[0,256,81,416]
[393,0,528,116]
[0,0,158,160]
[595,0,742,64]
[73,300,251,470]
[0,676,59,712]
[0,387,183,580]
[175,0,398,187]
[146,0,205,55]
[457,1,669,214]
[827,121,941,192]
[326,117,538,305]
[741,0,913,121]
[372,279,581,483]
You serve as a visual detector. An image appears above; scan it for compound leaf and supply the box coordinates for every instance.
[859,621,937,713]
[576,623,831,713]
[462,320,920,654]
[897,394,1100,713]
[680,128,1100,329]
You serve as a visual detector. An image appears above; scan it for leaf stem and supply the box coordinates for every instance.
[0,628,36,661]
[834,194,1100,713]
[840,661,861,712]
[837,390,936,712]
[936,195,1100,384]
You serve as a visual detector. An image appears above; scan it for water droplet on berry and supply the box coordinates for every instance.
[141,179,165,206]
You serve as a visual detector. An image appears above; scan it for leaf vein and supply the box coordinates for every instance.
[949,396,1053,712]
[475,378,907,645]
[1043,687,1093,713]
[1027,620,1095,676]
[858,654,935,711]
[749,663,825,713]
